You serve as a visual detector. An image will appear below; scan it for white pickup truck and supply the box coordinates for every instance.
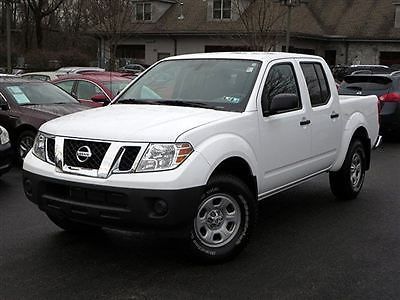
[23,52,380,262]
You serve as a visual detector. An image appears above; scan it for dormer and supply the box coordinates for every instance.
[133,0,175,23]
[206,0,251,21]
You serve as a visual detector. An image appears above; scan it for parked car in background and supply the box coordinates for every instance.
[52,72,133,107]
[339,72,400,138]
[0,77,89,163]
[0,125,12,176]
[118,64,148,74]
[20,72,61,82]
[332,65,394,82]
[55,67,105,75]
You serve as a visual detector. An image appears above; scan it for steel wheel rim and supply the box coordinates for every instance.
[350,151,363,190]
[194,193,241,248]
[19,136,34,159]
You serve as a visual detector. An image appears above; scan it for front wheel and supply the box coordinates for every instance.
[17,130,36,165]
[189,174,257,263]
[329,139,366,200]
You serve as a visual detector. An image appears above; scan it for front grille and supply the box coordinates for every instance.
[118,146,141,171]
[64,139,110,170]
[47,138,55,163]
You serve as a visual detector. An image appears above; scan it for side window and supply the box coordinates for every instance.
[262,63,301,115]
[76,81,104,100]
[300,62,331,107]
[55,80,75,94]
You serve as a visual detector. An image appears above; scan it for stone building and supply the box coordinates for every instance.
[97,0,400,67]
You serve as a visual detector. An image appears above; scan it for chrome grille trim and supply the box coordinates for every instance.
[52,136,146,178]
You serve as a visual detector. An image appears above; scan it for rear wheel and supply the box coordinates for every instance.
[189,174,257,263]
[46,213,102,233]
[329,139,366,200]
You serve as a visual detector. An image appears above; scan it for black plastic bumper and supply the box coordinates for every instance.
[23,171,205,233]
[0,143,13,175]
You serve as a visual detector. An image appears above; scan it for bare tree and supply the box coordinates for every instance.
[88,0,139,70]
[25,0,65,49]
[233,0,286,51]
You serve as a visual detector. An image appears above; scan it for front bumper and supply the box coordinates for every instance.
[23,170,205,233]
[0,142,13,175]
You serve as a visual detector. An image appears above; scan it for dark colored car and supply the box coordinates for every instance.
[52,72,134,107]
[0,77,89,162]
[332,65,394,82]
[339,73,400,137]
[0,125,13,176]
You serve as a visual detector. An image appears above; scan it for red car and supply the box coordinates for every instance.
[52,72,134,107]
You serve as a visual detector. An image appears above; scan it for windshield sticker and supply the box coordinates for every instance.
[224,96,241,104]
[6,86,30,104]
[246,67,254,73]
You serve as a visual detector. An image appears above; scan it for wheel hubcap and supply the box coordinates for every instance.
[20,136,34,159]
[194,193,241,248]
[350,152,363,190]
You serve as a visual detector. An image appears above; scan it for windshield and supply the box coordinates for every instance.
[115,59,262,112]
[3,82,78,105]
[103,80,130,97]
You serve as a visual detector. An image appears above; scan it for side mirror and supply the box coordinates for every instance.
[91,93,110,103]
[266,93,299,115]
[0,103,8,111]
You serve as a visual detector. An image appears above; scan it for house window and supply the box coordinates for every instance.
[213,0,232,19]
[136,3,152,21]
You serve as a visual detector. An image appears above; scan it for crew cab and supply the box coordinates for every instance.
[23,53,380,262]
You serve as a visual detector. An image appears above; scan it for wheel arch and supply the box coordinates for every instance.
[331,123,371,172]
[207,156,258,198]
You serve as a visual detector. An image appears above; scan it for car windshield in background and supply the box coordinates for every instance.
[3,82,78,105]
[115,59,262,112]
[103,80,130,97]
[339,75,393,96]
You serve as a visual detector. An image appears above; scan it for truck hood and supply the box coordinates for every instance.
[40,104,238,142]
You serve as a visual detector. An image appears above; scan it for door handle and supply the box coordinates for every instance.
[330,112,340,119]
[300,119,311,126]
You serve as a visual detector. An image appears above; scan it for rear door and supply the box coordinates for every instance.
[299,60,341,171]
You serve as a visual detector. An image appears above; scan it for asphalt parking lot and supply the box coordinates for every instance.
[1,142,400,299]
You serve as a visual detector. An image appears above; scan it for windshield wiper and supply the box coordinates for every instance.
[156,100,212,109]
[117,99,159,105]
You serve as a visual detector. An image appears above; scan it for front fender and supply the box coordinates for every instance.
[330,112,371,172]
[195,133,258,184]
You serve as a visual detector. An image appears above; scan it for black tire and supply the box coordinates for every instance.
[189,174,257,263]
[46,213,102,233]
[16,130,36,165]
[329,139,366,201]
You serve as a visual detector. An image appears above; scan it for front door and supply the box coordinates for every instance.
[257,60,313,194]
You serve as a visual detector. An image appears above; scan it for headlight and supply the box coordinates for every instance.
[32,132,46,161]
[136,143,193,172]
[0,127,9,144]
